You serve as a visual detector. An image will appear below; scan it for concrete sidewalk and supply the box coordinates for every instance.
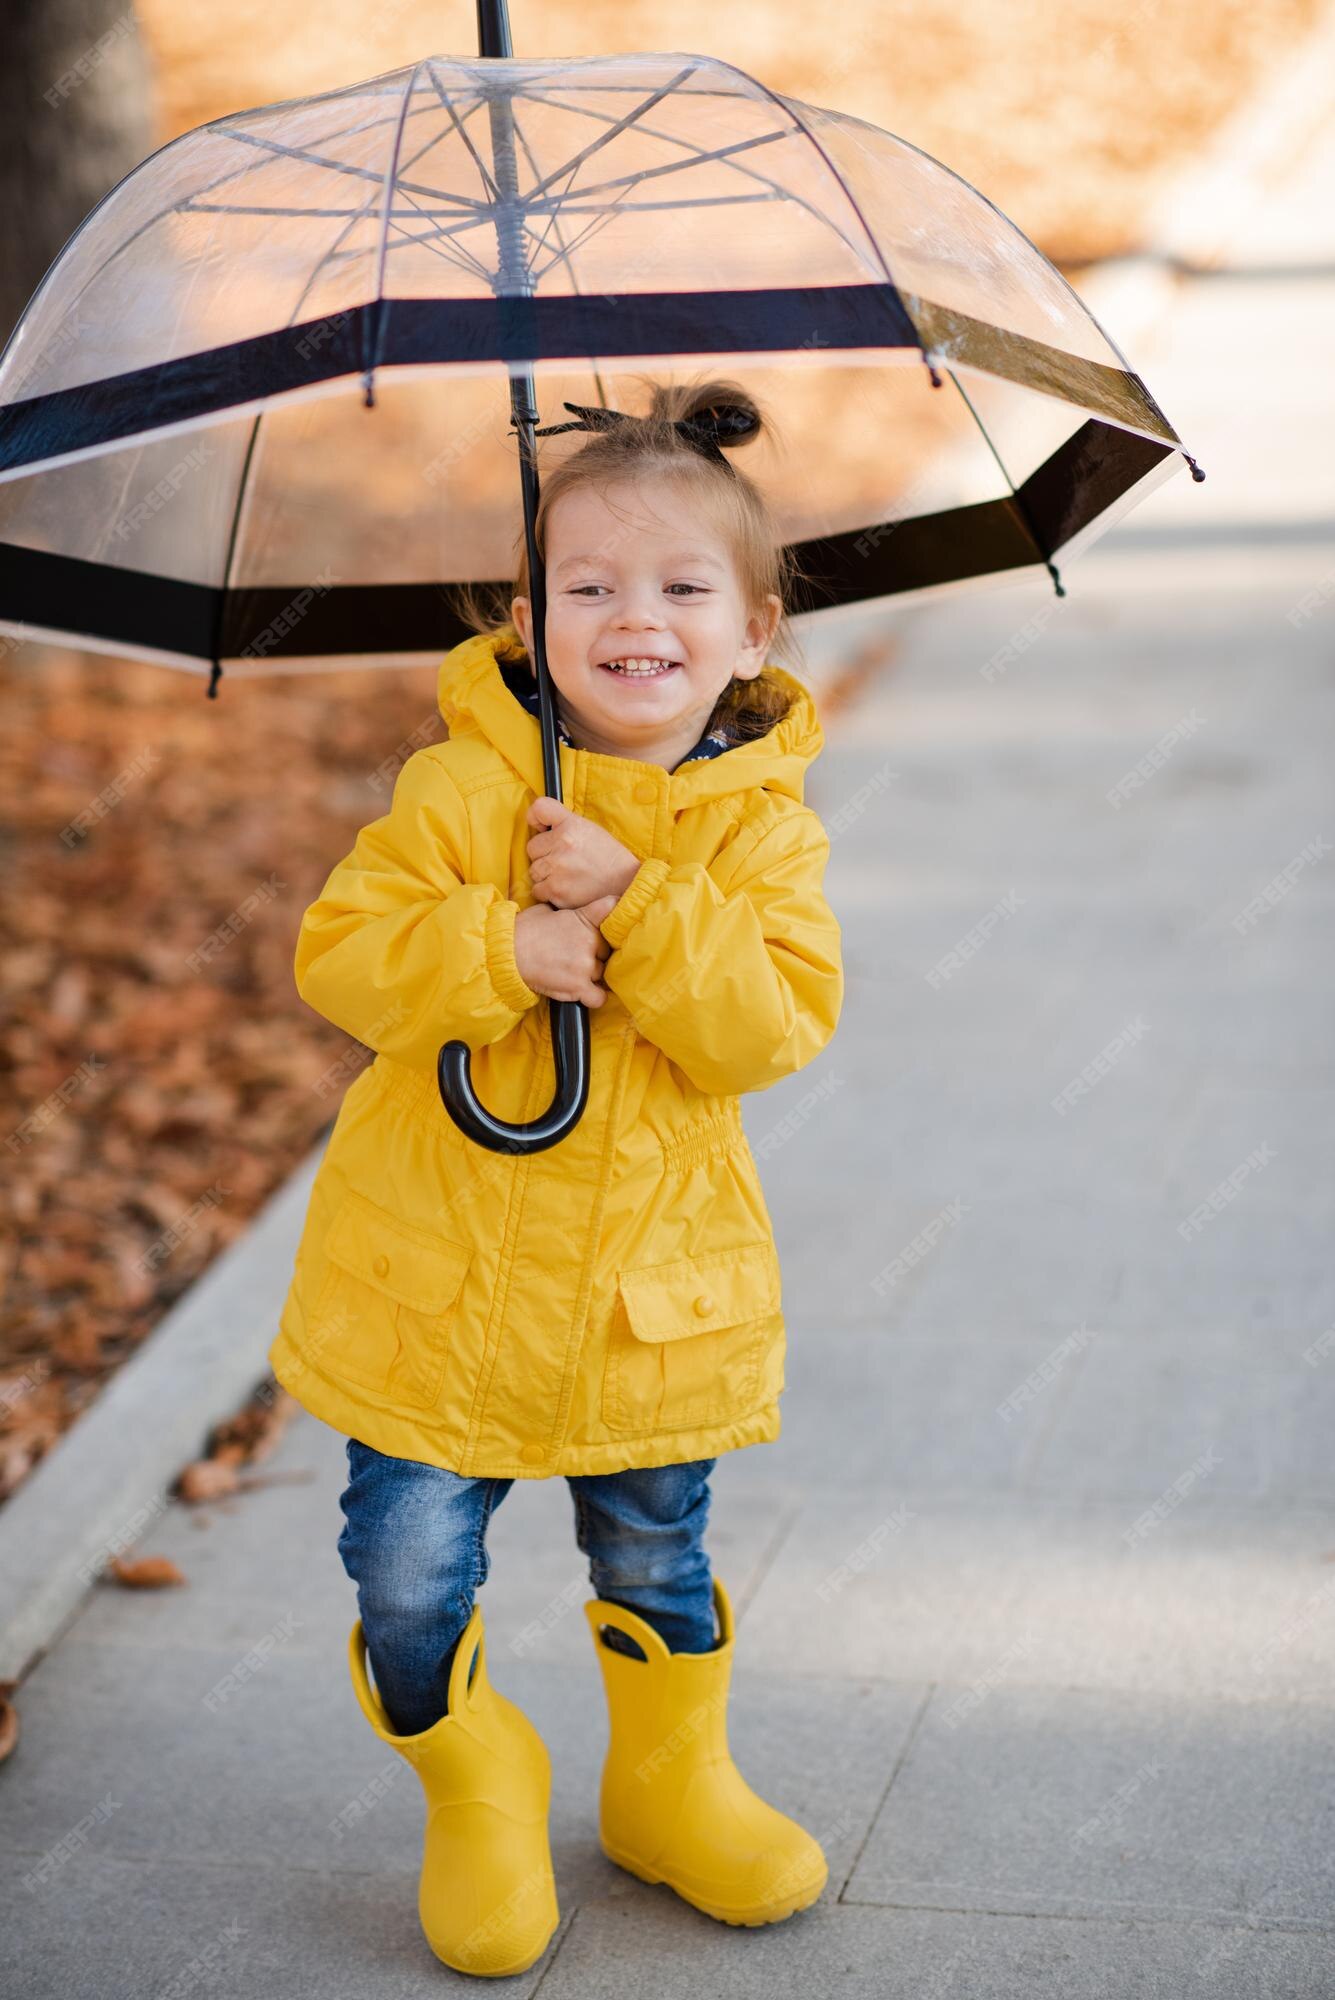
[4,89,1335,2000]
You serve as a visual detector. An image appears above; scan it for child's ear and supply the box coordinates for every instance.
[736,591,782,676]
[510,595,531,653]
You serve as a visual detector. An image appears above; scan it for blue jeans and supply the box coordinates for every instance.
[337,1439,719,1736]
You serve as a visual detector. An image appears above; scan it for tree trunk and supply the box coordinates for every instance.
[0,0,155,354]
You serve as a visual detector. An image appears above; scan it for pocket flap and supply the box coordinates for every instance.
[322,1193,471,1315]
[617,1241,780,1343]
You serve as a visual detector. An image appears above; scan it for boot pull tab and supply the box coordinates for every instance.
[449,1622,486,1714]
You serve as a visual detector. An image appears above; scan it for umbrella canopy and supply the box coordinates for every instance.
[0,50,1201,688]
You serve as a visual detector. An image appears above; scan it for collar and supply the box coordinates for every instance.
[496,655,741,771]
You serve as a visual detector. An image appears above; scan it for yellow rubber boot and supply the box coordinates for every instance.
[583,1574,827,1926]
[348,1602,559,1976]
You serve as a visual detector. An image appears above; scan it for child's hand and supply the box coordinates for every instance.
[514,897,618,1008]
[526,797,641,910]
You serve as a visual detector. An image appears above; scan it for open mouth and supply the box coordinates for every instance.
[598,658,681,679]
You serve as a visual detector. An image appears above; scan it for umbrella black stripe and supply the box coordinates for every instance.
[0,422,1174,664]
[0,283,1178,475]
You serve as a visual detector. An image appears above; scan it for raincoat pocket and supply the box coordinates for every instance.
[309,1190,472,1410]
[603,1240,781,1435]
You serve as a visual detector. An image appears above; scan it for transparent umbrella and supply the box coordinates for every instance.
[0,8,1203,1150]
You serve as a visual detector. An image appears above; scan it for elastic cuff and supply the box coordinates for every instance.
[599,856,671,949]
[485,897,541,1013]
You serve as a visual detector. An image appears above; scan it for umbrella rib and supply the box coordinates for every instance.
[352,92,501,288]
[212,410,265,687]
[7,100,438,363]
[507,113,614,409]
[372,61,426,318]
[518,64,703,203]
[215,120,495,214]
[177,201,480,219]
[507,107,597,301]
[939,367,1060,581]
[524,192,791,287]
[512,85,855,246]
[278,108,491,331]
[423,60,503,206]
[523,127,789,212]
[523,176,645,285]
[701,58,933,330]
[521,134,801,288]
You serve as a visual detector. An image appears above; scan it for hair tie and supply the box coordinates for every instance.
[534,398,754,472]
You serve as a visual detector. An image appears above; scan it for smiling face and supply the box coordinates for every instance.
[510,477,782,769]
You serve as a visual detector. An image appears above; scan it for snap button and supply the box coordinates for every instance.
[519,1442,548,1465]
[633,777,657,804]
[693,1291,715,1316]
[372,1253,390,1278]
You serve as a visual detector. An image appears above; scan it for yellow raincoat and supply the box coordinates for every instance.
[267,626,843,1476]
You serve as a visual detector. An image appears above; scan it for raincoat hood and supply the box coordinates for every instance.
[437,626,824,806]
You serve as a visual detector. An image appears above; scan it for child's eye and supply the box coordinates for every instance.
[569,582,706,597]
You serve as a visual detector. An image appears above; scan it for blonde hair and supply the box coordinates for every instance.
[451,374,813,744]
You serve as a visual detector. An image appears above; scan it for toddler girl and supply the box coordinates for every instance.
[268,376,844,1976]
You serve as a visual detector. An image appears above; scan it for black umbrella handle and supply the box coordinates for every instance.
[434,371,591,1156]
[436,0,593,1154]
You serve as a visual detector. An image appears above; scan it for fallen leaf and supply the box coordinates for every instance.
[176,1458,241,1503]
[108,1553,187,1588]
